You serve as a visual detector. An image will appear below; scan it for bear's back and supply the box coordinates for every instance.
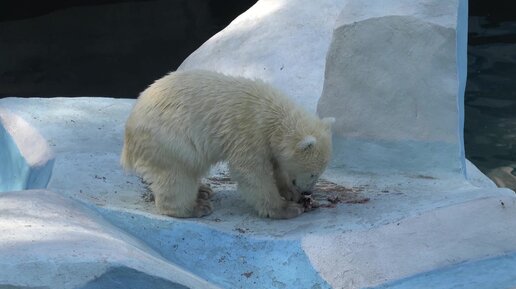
[134,70,296,132]
[127,70,306,160]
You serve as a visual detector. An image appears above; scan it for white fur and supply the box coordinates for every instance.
[298,136,317,151]
[121,70,333,219]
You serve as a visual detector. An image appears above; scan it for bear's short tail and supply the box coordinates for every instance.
[120,143,132,172]
[120,130,135,172]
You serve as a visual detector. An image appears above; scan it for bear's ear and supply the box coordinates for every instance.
[297,135,317,151]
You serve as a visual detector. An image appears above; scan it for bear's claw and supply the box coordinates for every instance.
[198,184,214,200]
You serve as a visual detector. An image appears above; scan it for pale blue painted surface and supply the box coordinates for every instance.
[366,253,516,289]
[78,267,189,289]
[0,116,54,192]
[457,0,468,177]
[0,122,30,192]
[25,158,54,190]
[330,138,462,174]
[98,208,331,289]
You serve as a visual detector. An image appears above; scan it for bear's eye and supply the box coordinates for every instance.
[311,174,317,179]
[292,180,296,186]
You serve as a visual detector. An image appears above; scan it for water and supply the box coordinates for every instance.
[465,16,516,186]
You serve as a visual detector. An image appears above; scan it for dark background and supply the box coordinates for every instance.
[0,0,257,97]
[465,0,515,175]
[0,0,514,175]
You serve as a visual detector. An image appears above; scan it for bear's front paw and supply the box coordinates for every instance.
[264,202,304,219]
[279,187,302,203]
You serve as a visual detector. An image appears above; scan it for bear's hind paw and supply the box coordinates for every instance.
[194,198,213,217]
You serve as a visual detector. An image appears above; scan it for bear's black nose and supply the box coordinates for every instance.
[301,191,312,196]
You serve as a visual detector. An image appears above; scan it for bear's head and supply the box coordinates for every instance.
[277,116,335,194]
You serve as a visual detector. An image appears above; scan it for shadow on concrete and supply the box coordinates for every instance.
[77,267,189,289]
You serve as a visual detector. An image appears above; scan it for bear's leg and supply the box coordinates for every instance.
[230,162,304,219]
[150,167,212,218]
[273,165,302,202]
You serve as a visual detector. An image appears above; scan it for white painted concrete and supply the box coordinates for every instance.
[179,0,349,114]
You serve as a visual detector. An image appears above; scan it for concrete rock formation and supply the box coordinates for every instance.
[318,0,469,175]
[0,108,54,192]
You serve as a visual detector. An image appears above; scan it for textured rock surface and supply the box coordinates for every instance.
[317,0,468,175]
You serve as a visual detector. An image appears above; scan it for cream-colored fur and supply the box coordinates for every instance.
[121,70,333,219]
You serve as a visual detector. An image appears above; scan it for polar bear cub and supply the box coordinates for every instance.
[121,70,334,219]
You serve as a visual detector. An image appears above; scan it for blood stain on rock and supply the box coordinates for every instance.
[311,179,369,208]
